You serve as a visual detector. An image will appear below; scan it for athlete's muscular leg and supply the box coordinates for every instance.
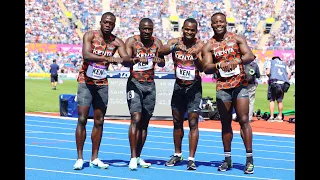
[75,106,90,160]
[234,98,252,152]
[172,110,186,154]
[129,112,142,158]
[90,107,107,161]
[188,112,199,158]
[217,100,233,152]
[136,110,152,157]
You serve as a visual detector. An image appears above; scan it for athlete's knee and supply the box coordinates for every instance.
[237,113,249,123]
[188,117,198,130]
[220,114,232,126]
[131,113,141,126]
[220,118,232,133]
[173,116,183,130]
[141,129,148,136]
[78,115,88,126]
[94,116,104,127]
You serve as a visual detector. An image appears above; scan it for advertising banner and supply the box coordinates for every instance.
[24,44,294,62]
[252,50,295,62]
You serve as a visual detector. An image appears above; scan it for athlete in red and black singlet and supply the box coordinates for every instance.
[173,37,201,86]
[73,12,132,171]
[158,18,204,170]
[129,35,157,82]
[209,31,248,90]
[124,18,165,170]
[202,13,256,174]
[77,30,117,86]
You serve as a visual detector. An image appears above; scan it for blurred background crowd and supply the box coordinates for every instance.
[25,0,294,83]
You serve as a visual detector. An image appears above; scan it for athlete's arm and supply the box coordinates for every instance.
[201,41,219,74]
[123,37,138,67]
[158,38,178,56]
[154,38,165,67]
[82,31,108,62]
[235,35,255,65]
[115,37,133,66]
[192,41,204,72]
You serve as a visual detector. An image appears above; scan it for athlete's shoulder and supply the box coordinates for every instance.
[152,36,162,42]
[152,36,164,46]
[125,36,136,44]
[113,35,124,43]
[195,38,204,45]
[229,32,245,41]
[83,30,96,37]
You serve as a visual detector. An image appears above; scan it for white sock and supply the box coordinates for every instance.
[174,153,182,157]
[188,157,195,161]
[224,151,231,158]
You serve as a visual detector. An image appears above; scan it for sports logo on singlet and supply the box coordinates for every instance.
[210,32,247,90]
[77,31,117,85]
[86,62,108,79]
[212,37,240,77]
[133,52,154,71]
[85,43,110,79]
[130,36,157,82]
[174,51,196,81]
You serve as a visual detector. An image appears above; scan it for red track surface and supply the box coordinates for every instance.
[27,112,295,135]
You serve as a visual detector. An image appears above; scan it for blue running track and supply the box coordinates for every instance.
[25,114,295,180]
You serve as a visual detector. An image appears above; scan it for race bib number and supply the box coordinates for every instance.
[127,90,135,100]
[176,64,196,80]
[133,57,153,71]
[219,65,240,78]
[86,63,108,79]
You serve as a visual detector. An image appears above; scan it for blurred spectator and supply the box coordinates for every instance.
[25,0,295,74]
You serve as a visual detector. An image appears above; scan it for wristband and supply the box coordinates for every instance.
[169,42,178,52]
[169,44,175,52]
[216,62,220,69]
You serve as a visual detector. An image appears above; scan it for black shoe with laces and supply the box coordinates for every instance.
[218,160,232,172]
[165,155,183,166]
[187,160,196,170]
[244,161,254,174]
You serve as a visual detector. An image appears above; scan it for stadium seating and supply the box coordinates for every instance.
[25,0,294,75]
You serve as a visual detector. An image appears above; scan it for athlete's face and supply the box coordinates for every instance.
[139,22,153,40]
[182,22,197,40]
[211,14,227,35]
[100,15,116,34]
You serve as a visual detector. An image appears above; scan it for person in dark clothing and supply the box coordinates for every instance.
[50,59,60,90]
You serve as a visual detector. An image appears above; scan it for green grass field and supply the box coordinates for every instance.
[25,78,295,113]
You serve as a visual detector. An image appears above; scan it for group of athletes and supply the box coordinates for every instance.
[72,11,256,174]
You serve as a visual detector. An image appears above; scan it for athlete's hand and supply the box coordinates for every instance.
[175,44,187,51]
[219,61,232,72]
[186,47,196,55]
[152,56,164,63]
[138,57,148,63]
[228,60,238,70]
[106,57,116,63]
[107,57,122,64]
[131,57,140,64]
